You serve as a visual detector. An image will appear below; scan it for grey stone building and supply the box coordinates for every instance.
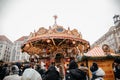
[0,35,30,62]
[0,35,13,62]
[11,36,30,62]
[92,15,120,53]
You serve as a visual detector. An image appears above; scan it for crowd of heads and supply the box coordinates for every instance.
[0,57,120,80]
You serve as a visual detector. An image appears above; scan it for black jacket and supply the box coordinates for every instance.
[43,65,61,80]
[66,69,86,80]
[65,60,86,80]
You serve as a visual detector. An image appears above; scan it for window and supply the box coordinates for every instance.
[117,31,119,35]
[17,52,20,54]
[0,45,3,48]
[119,37,120,43]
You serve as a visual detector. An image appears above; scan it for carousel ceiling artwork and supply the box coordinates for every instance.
[21,15,90,58]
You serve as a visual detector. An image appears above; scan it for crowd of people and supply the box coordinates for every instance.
[0,58,120,80]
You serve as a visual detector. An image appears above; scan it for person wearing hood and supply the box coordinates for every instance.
[3,65,21,80]
[90,62,105,80]
[42,65,61,80]
[65,60,86,80]
[0,63,9,80]
[113,58,120,80]
[21,62,42,80]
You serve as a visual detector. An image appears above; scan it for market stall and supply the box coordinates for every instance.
[84,45,120,80]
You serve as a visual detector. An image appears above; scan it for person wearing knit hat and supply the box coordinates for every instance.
[90,62,105,80]
[68,60,78,69]
[90,63,98,72]
[42,65,61,80]
[3,65,21,80]
[65,60,86,80]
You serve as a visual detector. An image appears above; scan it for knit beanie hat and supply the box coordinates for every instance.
[69,60,78,69]
[90,62,98,72]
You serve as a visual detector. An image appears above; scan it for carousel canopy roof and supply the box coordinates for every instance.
[27,26,85,43]
[21,16,90,56]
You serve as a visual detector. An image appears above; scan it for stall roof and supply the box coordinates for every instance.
[84,46,105,57]
[81,46,120,61]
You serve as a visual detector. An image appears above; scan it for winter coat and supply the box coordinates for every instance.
[91,68,105,80]
[3,65,21,80]
[21,68,42,80]
[43,65,61,80]
[65,60,86,80]
[3,74,21,80]
[66,68,86,80]
[0,65,9,80]
[114,65,120,79]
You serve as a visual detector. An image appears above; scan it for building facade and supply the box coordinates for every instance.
[0,35,13,62]
[11,36,30,62]
[92,15,120,53]
[0,35,30,62]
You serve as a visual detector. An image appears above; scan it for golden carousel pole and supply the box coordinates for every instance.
[53,15,65,79]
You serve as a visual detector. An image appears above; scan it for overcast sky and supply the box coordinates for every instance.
[0,0,119,44]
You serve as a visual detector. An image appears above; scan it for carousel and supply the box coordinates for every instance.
[21,15,90,70]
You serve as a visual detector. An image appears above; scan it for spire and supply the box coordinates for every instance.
[53,15,58,26]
